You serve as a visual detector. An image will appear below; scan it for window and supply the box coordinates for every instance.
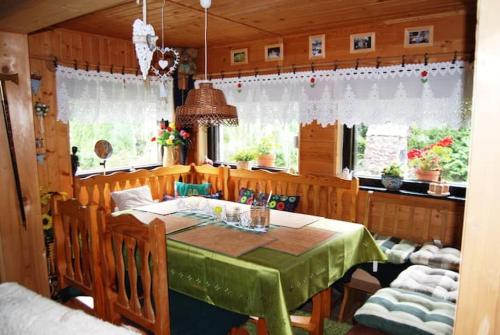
[351,124,471,184]
[55,66,174,174]
[217,121,299,171]
[70,120,160,173]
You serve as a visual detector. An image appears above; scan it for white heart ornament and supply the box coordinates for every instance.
[159,60,169,69]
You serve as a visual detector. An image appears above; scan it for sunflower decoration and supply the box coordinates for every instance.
[42,213,53,230]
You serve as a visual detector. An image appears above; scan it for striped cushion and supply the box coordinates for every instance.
[373,234,419,264]
[390,265,459,303]
[354,288,455,335]
[410,244,460,270]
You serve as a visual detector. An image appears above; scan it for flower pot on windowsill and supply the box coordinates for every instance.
[381,175,403,192]
[236,161,252,170]
[257,154,275,167]
[415,168,440,182]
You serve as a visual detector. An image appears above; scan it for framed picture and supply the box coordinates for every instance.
[309,34,325,59]
[230,48,248,65]
[350,32,375,53]
[264,43,284,62]
[404,26,434,48]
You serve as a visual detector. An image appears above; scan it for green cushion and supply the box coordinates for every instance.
[175,181,211,197]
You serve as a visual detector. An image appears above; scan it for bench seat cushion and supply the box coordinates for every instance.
[354,288,455,335]
[390,265,459,303]
[409,244,460,270]
[373,234,419,264]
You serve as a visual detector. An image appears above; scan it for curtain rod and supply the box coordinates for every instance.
[198,51,472,80]
[30,54,142,76]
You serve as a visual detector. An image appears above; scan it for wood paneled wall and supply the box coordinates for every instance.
[0,32,49,295]
[28,29,140,196]
[203,11,474,76]
[201,11,475,177]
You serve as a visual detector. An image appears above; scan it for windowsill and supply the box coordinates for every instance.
[213,161,291,173]
[358,176,466,202]
[75,163,162,179]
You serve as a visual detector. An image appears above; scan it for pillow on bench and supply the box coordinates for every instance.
[354,288,455,335]
[410,244,460,270]
[373,234,419,264]
[111,186,154,211]
[175,181,211,197]
[267,194,300,212]
[390,265,459,303]
[238,188,255,205]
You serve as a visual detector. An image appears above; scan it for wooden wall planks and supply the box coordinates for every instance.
[28,29,140,196]
[0,31,49,295]
[202,11,475,76]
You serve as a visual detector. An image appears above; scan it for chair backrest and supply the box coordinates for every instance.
[103,213,170,335]
[52,198,105,316]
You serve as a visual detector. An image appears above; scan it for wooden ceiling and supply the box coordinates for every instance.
[40,0,476,48]
[0,0,129,34]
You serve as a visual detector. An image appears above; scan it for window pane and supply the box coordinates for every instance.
[70,120,160,173]
[354,124,470,183]
[219,120,299,171]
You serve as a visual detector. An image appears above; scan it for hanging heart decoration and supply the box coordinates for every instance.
[132,18,157,80]
[150,47,180,78]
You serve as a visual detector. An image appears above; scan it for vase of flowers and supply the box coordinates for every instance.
[407,136,453,182]
[151,120,191,167]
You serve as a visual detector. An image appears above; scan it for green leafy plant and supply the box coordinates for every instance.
[232,149,257,162]
[256,136,275,156]
[382,164,403,177]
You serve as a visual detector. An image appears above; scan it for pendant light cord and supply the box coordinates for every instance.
[161,0,165,49]
[204,7,208,81]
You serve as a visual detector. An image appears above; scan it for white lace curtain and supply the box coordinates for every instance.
[208,61,472,129]
[56,66,174,124]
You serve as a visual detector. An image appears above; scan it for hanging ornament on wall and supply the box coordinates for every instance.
[150,0,180,97]
[132,0,157,80]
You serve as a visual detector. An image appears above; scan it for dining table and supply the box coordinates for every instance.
[129,198,386,335]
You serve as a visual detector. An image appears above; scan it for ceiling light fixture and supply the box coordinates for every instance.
[175,0,238,127]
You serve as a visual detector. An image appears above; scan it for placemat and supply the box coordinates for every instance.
[264,226,336,256]
[168,225,276,257]
[134,200,180,215]
[270,209,323,229]
[131,211,200,234]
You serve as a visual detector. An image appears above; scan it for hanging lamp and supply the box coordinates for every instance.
[175,0,238,127]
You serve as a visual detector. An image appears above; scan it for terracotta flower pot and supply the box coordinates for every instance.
[236,161,252,170]
[257,154,275,167]
[415,168,440,182]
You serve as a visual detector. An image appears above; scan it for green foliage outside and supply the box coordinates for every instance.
[408,127,470,182]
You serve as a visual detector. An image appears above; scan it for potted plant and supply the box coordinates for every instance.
[256,136,275,167]
[407,136,453,182]
[381,164,404,191]
[232,149,257,170]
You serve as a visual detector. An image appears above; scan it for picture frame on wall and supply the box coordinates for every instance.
[350,32,375,53]
[309,34,326,59]
[230,48,248,65]
[264,43,284,61]
[404,26,434,48]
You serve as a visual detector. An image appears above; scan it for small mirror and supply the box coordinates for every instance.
[94,140,113,160]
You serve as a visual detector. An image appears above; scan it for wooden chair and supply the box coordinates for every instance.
[102,213,249,335]
[52,198,105,318]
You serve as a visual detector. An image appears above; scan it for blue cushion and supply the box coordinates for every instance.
[175,181,211,197]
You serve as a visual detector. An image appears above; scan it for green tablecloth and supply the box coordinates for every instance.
[166,215,386,335]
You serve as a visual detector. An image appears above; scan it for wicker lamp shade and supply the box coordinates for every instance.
[176,82,238,127]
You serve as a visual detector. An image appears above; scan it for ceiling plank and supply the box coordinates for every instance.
[0,0,132,34]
